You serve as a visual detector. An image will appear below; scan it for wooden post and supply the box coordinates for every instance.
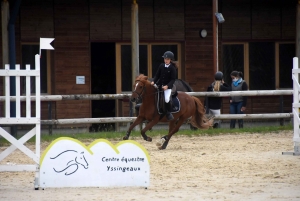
[1,0,9,67]
[131,0,139,116]
[131,1,139,84]
[212,0,218,73]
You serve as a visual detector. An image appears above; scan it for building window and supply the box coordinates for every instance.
[117,43,181,93]
[222,44,245,85]
[21,44,51,94]
[249,42,275,90]
[222,42,294,90]
[278,43,295,89]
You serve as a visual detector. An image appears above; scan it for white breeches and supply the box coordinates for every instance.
[209,109,221,125]
[164,89,172,103]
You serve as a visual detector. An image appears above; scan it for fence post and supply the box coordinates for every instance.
[283,57,300,155]
[48,101,52,135]
[279,95,284,126]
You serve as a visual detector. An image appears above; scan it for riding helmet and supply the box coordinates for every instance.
[162,51,175,60]
[214,71,223,80]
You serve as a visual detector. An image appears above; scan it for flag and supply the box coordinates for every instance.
[40,38,55,56]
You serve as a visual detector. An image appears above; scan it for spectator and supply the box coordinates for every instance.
[229,71,248,129]
[206,71,230,128]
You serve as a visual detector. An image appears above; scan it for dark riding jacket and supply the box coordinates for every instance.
[153,63,176,89]
[206,82,230,110]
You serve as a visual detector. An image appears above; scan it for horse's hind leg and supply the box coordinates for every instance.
[157,117,186,150]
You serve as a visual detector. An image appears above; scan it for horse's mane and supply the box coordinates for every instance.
[135,74,150,85]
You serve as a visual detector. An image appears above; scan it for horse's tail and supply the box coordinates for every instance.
[190,96,213,129]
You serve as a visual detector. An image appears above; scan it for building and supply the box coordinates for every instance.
[0,0,297,129]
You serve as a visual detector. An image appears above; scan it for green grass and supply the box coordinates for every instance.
[0,123,293,146]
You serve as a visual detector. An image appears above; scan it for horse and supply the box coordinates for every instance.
[123,74,213,150]
[134,78,196,130]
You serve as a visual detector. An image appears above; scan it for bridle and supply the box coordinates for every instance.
[132,81,146,103]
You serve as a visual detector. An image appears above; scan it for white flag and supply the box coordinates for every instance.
[40,38,55,55]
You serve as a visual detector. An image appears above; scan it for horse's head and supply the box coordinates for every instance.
[131,74,149,103]
[75,152,89,169]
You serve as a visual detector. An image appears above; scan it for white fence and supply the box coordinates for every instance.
[0,54,41,189]
[0,90,294,125]
[283,57,300,155]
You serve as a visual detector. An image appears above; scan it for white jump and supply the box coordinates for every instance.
[0,54,41,189]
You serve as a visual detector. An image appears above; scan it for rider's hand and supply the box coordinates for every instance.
[151,81,154,85]
[162,85,168,90]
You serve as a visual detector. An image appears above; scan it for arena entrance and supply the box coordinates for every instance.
[90,43,116,131]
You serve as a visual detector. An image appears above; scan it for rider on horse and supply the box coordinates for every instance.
[151,51,177,121]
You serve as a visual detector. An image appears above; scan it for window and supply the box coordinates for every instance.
[222,44,245,85]
[278,43,295,88]
[21,44,51,94]
[222,42,294,90]
[249,42,275,90]
[120,45,148,91]
[116,43,181,93]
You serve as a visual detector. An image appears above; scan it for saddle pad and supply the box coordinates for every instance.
[157,93,181,114]
[171,96,180,113]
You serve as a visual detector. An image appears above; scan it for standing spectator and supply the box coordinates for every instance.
[206,71,230,128]
[230,71,248,129]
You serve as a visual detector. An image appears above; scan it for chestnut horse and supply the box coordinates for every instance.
[123,74,213,150]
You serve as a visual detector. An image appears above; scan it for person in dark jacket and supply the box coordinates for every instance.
[206,71,230,128]
[151,51,177,121]
[230,71,248,129]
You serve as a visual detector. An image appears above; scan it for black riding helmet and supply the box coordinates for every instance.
[214,71,223,80]
[162,51,175,61]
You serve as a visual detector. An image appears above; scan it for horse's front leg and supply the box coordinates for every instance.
[140,116,160,142]
[123,116,144,140]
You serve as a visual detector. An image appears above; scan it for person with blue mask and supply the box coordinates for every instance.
[230,71,248,129]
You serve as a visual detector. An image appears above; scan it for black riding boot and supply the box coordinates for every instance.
[230,120,235,129]
[238,121,243,128]
[165,102,174,121]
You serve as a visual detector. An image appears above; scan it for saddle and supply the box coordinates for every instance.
[156,85,180,115]
[135,84,180,116]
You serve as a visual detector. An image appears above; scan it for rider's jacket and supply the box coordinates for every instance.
[153,63,176,89]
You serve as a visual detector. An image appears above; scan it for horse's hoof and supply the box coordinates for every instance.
[158,146,165,150]
[147,137,152,142]
[156,138,165,147]
[123,136,129,140]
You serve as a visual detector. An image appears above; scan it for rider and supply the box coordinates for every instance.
[151,51,177,121]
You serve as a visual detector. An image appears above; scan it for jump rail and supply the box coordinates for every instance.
[0,90,293,101]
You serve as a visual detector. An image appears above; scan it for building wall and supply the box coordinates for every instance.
[221,0,296,40]
[0,0,297,126]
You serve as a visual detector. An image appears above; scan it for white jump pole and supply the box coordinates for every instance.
[283,57,300,155]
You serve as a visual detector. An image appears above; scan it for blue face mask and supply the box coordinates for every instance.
[233,78,242,87]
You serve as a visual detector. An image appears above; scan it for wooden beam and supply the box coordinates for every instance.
[212,0,218,73]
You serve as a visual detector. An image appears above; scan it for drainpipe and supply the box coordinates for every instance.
[8,0,22,137]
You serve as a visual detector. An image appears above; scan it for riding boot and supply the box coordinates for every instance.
[230,120,235,129]
[238,122,243,128]
[165,102,174,121]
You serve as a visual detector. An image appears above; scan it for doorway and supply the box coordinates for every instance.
[90,43,116,131]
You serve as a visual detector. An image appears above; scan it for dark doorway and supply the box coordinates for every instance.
[90,43,116,131]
